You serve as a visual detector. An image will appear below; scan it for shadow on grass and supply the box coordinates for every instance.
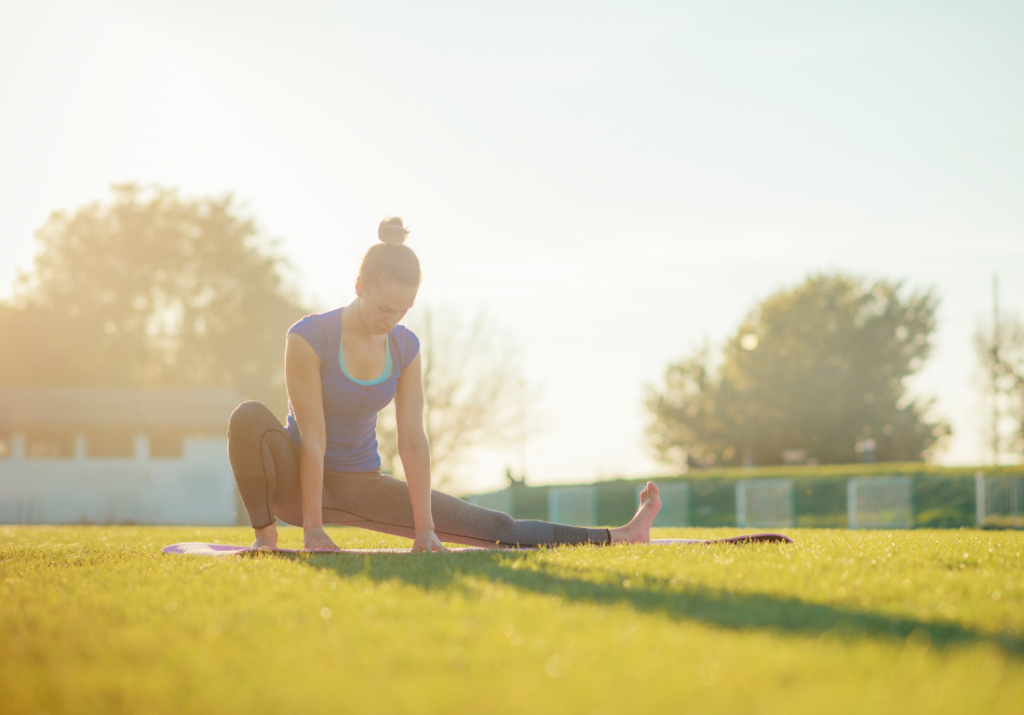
[255,550,1023,658]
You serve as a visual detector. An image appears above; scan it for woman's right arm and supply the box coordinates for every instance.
[285,333,339,551]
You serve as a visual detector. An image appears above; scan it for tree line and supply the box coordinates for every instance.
[4,184,1020,476]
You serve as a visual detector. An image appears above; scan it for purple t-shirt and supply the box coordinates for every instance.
[284,307,420,473]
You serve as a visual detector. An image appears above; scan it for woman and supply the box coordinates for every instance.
[228,217,662,552]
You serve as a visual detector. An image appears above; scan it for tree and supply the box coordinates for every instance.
[975,313,1024,460]
[646,274,950,469]
[0,183,308,416]
[375,308,532,487]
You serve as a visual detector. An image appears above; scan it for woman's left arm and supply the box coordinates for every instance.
[395,352,446,552]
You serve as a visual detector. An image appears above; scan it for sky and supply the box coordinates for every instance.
[1,1,1022,491]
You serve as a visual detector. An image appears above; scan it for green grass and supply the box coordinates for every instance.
[2,526,1022,715]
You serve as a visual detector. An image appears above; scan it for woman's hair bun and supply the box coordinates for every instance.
[362,216,421,287]
[378,216,410,246]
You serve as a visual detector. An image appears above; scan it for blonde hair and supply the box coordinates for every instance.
[359,217,421,288]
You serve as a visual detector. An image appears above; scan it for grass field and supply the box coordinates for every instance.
[2,525,1022,715]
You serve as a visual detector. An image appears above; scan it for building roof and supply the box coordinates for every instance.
[0,387,246,433]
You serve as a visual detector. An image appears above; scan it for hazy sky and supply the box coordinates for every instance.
[2,1,1022,490]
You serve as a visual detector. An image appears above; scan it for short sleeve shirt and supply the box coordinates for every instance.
[284,307,420,472]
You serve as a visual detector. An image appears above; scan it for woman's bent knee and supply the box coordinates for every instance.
[228,400,275,436]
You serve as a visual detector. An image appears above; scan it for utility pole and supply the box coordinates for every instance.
[993,273,1000,466]
[518,377,527,483]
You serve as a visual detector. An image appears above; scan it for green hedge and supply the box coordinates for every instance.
[481,463,1024,529]
[637,461,1023,482]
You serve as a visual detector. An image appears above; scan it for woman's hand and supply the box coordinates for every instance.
[304,525,341,552]
[411,529,447,553]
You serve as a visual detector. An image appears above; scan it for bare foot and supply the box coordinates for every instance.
[609,482,661,544]
[252,523,278,550]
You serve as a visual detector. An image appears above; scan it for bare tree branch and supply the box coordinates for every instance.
[975,313,1024,458]
[376,306,539,488]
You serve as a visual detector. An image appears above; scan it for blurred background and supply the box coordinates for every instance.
[1,2,1022,521]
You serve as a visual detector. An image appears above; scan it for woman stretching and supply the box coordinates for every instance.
[228,217,662,552]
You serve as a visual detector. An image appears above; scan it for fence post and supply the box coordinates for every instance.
[847,479,857,529]
[1013,479,1022,523]
[975,473,986,527]
[736,482,747,528]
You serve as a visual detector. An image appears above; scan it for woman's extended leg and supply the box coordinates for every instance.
[227,400,663,549]
[227,400,305,548]
[321,470,663,548]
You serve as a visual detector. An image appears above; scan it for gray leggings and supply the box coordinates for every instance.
[227,401,610,548]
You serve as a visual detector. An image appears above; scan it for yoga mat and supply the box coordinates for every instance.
[162,533,792,557]
[653,533,792,545]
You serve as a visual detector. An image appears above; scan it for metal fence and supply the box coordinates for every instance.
[975,475,1024,528]
[847,476,913,529]
[458,473,1024,531]
[548,486,598,526]
[736,479,794,529]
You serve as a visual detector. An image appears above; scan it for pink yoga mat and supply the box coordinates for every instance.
[162,533,792,557]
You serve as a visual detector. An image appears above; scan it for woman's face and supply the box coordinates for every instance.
[356,277,418,335]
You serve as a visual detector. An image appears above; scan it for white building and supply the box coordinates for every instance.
[0,387,244,525]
